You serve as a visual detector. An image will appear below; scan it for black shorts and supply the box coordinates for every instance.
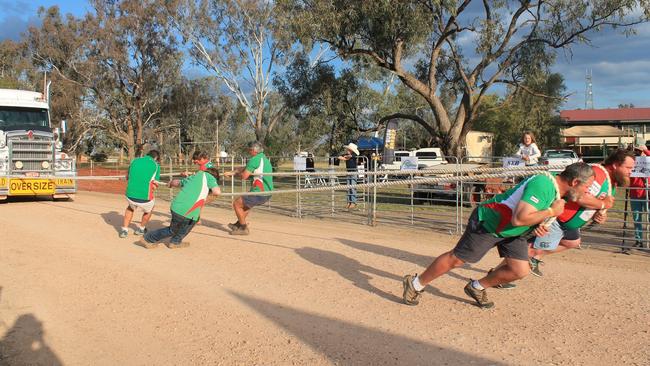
[242,194,271,209]
[452,209,529,263]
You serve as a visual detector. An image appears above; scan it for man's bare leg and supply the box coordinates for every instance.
[479,257,530,288]
[417,251,465,285]
[122,207,134,229]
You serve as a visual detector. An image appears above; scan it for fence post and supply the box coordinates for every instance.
[296,173,302,218]
[230,155,235,204]
[168,156,173,201]
[330,166,335,217]
[372,162,377,226]
[410,172,414,225]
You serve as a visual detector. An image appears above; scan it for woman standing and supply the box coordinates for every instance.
[515,131,541,166]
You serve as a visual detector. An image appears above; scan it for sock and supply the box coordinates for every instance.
[137,225,145,230]
[472,280,485,290]
[412,276,425,292]
[121,227,129,232]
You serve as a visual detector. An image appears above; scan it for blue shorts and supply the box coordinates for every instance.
[242,195,271,209]
[531,220,580,250]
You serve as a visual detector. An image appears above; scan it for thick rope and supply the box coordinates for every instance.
[217,167,558,198]
[6,164,567,181]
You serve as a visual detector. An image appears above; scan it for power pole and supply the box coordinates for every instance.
[585,69,594,109]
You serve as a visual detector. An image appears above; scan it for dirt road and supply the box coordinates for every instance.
[0,192,648,365]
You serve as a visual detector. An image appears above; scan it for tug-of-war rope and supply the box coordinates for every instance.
[9,164,567,198]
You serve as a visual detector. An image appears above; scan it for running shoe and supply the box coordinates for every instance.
[464,280,494,308]
[402,274,423,306]
[529,257,544,277]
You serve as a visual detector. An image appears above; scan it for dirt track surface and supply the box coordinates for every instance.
[0,192,649,365]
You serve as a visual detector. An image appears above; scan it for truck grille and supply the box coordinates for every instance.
[9,140,54,173]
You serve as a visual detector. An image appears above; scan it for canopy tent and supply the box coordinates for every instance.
[356,136,384,150]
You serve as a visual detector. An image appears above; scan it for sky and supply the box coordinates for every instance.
[2,0,649,110]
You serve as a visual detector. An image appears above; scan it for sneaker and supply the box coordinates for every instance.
[634,240,643,248]
[133,227,147,236]
[229,225,250,235]
[463,280,495,309]
[227,222,241,231]
[119,228,128,238]
[402,274,423,306]
[529,257,544,277]
[488,268,517,289]
[134,238,159,249]
[166,242,190,249]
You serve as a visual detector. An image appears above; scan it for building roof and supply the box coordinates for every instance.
[561,125,632,137]
[560,108,650,124]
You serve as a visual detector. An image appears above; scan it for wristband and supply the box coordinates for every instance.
[547,207,554,216]
[600,201,605,210]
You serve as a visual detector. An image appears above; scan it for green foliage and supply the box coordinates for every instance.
[473,73,566,156]
[278,0,650,156]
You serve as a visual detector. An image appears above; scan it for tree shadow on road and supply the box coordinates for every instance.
[0,287,63,366]
[229,291,504,365]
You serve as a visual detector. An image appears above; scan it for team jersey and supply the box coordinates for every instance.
[245,152,273,193]
[558,165,615,229]
[170,171,219,221]
[125,156,161,201]
[478,174,558,237]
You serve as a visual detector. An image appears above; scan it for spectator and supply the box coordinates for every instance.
[306,153,316,172]
[338,143,359,209]
[515,131,541,166]
[627,145,648,252]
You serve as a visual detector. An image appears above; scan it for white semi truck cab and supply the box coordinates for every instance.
[0,88,76,200]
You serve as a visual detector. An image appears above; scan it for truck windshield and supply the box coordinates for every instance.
[0,107,49,130]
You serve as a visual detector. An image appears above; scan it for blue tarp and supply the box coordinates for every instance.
[356,136,384,150]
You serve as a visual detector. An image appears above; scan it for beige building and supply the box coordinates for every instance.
[560,108,650,152]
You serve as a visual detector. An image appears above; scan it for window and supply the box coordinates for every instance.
[0,107,49,130]
[415,151,438,159]
[545,150,576,158]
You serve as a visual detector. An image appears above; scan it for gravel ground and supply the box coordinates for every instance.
[0,191,648,365]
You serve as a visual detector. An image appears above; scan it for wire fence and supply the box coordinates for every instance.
[77,154,650,254]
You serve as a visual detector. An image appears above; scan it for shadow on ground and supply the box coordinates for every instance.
[230,291,504,365]
[0,287,63,366]
[295,247,474,306]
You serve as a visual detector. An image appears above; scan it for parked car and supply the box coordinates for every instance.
[414,147,447,169]
[540,149,582,172]
[381,150,412,170]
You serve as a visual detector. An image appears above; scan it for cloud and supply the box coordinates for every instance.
[552,23,650,109]
[0,0,39,41]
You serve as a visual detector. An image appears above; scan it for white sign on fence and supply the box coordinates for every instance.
[401,156,419,170]
[293,156,307,171]
[631,156,650,177]
[502,157,525,168]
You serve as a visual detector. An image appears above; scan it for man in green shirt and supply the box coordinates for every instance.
[402,163,595,308]
[120,150,161,238]
[223,141,273,236]
[137,151,221,249]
